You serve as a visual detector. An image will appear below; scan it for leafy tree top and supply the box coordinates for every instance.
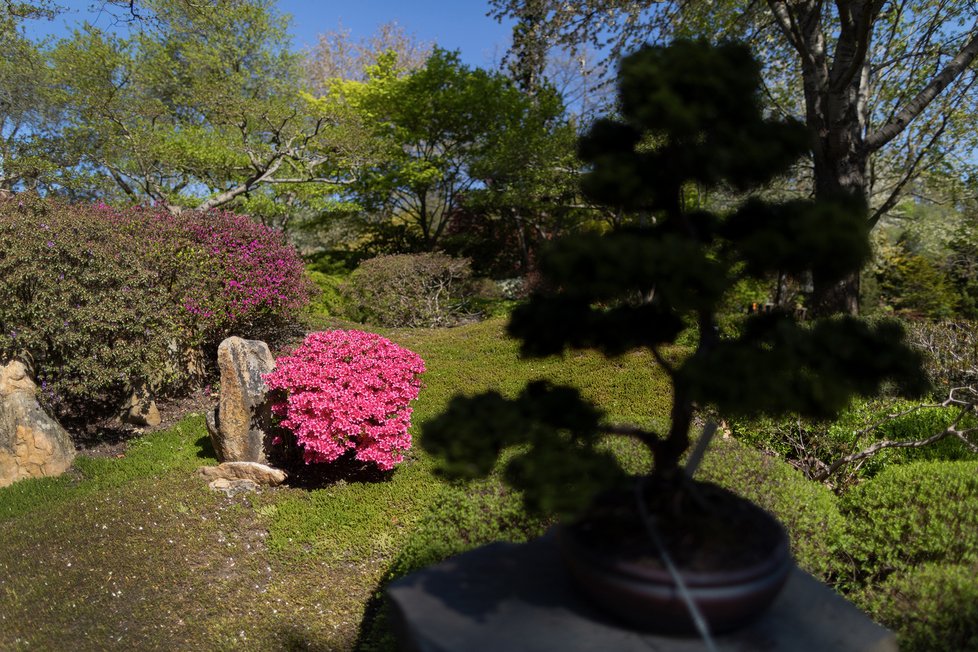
[325,48,574,250]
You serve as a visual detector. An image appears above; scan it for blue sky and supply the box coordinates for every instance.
[24,0,515,69]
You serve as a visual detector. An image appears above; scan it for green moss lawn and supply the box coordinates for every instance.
[0,317,680,651]
[5,316,930,650]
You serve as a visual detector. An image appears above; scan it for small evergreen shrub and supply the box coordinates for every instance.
[342,253,474,327]
[264,330,425,470]
[876,244,958,319]
[303,250,360,317]
[0,196,173,419]
[855,562,978,652]
[841,461,978,582]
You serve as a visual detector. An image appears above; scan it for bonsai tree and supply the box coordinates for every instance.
[423,41,925,548]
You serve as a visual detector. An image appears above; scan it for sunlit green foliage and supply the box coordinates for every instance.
[327,49,576,253]
[46,0,368,214]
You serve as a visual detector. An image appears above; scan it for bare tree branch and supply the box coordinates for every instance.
[813,389,978,481]
[865,23,978,152]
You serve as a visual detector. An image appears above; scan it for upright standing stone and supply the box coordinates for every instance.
[0,360,76,488]
[206,337,276,463]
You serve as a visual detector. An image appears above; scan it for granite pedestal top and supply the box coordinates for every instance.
[386,534,897,652]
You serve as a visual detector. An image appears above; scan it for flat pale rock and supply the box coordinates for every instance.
[208,477,259,496]
[198,461,286,486]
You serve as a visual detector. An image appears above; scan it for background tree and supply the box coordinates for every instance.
[303,20,433,89]
[0,1,70,193]
[490,0,978,314]
[332,48,576,254]
[504,2,611,127]
[48,0,367,215]
[448,86,581,276]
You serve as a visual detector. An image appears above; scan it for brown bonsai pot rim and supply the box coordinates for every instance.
[558,517,793,584]
[556,483,794,635]
[564,521,793,587]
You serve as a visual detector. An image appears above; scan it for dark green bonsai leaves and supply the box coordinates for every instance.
[722,197,872,283]
[423,381,628,516]
[579,41,810,211]
[424,39,927,518]
[683,314,929,419]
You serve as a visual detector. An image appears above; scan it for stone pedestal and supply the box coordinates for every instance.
[387,535,897,652]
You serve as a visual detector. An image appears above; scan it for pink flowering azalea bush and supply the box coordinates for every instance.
[264,330,426,471]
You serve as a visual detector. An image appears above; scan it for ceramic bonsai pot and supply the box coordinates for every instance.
[557,483,793,635]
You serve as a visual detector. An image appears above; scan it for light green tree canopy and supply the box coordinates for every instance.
[0,1,66,192]
[46,0,370,214]
[329,48,576,252]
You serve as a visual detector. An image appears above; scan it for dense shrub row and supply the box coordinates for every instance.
[726,318,978,489]
[872,231,978,320]
[692,438,978,650]
[840,461,978,651]
[0,196,311,422]
[902,317,978,393]
[841,461,978,582]
[124,206,313,346]
[855,562,978,652]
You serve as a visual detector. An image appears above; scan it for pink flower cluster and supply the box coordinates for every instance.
[264,330,426,471]
[178,210,311,325]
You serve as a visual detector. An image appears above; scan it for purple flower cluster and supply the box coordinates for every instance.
[100,205,313,343]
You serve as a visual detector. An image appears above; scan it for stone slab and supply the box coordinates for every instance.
[386,534,897,652]
[197,461,286,486]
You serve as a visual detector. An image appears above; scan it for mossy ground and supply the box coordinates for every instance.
[0,317,675,651]
[3,314,958,650]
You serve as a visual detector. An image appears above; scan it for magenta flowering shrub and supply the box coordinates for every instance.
[264,330,426,471]
[178,210,312,338]
[107,206,314,346]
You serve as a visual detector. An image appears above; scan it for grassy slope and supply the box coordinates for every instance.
[0,317,676,651]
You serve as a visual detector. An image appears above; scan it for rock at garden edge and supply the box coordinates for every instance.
[0,360,76,488]
[206,337,275,463]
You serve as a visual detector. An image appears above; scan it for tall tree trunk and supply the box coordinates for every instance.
[784,0,874,315]
[768,1,978,316]
[810,138,868,316]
